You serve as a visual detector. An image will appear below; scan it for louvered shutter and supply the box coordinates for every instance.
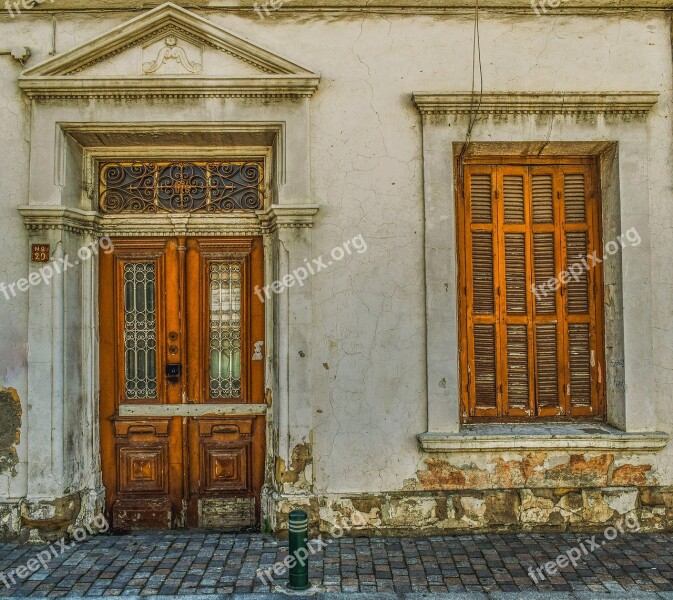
[500,169,532,416]
[562,171,600,416]
[465,169,499,415]
[530,169,564,416]
[461,161,604,420]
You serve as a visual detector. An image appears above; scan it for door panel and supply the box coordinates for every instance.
[111,418,173,529]
[100,237,265,531]
[186,416,264,528]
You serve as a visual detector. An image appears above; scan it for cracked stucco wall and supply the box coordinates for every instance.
[297,12,673,494]
[1,8,672,517]
[0,14,30,504]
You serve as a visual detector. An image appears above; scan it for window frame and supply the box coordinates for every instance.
[456,155,606,423]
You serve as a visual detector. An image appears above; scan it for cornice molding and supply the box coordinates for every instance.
[19,206,100,236]
[19,76,320,100]
[412,92,660,116]
[257,204,320,232]
[19,205,320,237]
[98,213,265,237]
[5,1,673,13]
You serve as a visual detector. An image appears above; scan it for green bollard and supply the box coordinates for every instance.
[288,510,310,591]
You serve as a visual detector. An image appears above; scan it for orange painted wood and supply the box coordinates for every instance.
[100,237,265,530]
[457,158,605,422]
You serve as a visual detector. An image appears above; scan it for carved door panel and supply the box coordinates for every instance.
[100,237,265,531]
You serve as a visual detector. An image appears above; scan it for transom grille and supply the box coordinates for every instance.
[99,161,264,213]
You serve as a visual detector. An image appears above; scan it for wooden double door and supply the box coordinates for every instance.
[100,237,265,530]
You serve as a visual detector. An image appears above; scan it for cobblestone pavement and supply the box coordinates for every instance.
[0,532,671,597]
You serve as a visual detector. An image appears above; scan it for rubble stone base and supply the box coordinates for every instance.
[4,486,670,541]
[266,486,673,538]
[0,488,105,543]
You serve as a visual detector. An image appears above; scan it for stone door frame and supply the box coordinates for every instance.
[15,2,320,535]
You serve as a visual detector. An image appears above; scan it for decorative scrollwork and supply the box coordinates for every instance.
[142,35,202,74]
[99,161,264,213]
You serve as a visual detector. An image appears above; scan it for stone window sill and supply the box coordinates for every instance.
[418,423,669,453]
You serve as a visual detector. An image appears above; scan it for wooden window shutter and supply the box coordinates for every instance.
[562,170,601,416]
[500,168,532,417]
[465,169,499,415]
[459,160,604,421]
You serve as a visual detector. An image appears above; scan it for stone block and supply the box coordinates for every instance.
[482,491,519,526]
[383,497,438,528]
[519,489,555,525]
[0,502,21,541]
[603,488,639,515]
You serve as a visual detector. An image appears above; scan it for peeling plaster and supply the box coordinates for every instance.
[411,453,654,492]
[0,388,21,477]
[611,463,656,486]
[276,443,312,489]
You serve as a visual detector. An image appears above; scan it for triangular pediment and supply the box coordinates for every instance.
[20,2,319,99]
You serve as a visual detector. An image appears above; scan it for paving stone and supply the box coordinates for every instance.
[0,533,672,596]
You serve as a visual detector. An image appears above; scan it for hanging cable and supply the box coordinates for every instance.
[458,0,483,180]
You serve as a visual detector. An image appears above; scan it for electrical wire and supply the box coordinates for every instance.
[458,0,484,179]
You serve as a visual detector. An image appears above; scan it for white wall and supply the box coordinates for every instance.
[0,8,671,500]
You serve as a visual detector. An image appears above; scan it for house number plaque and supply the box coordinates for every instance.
[31,244,50,263]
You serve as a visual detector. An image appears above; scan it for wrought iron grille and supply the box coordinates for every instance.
[99,161,264,213]
[209,261,242,399]
[123,262,158,400]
